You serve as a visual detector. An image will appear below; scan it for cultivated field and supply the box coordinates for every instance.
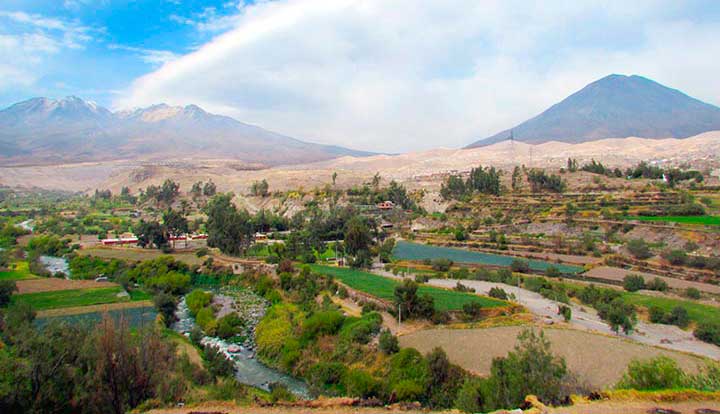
[585,266,720,294]
[77,246,205,266]
[626,215,720,226]
[399,326,706,389]
[36,300,154,318]
[12,287,149,311]
[16,277,118,294]
[0,261,38,281]
[310,265,507,311]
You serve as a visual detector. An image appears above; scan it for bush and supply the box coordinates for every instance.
[216,313,245,339]
[626,239,652,260]
[153,292,177,327]
[302,311,345,341]
[662,249,687,266]
[545,265,561,277]
[343,369,379,398]
[0,280,18,307]
[623,274,646,292]
[694,322,720,346]
[431,258,453,272]
[378,329,399,354]
[196,307,218,335]
[617,357,687,390]
[510,259,530,273]
[186,289,213,316]
[307,362,347,395]
[203,345,235,379]
[387,348,430,401]
[462,301,483,320]
[646,277,668,292]
[195,247,209,257]
[558,305,571,321]
[455,377,491,413]
[488,287,508,300]
[684,287,701,300]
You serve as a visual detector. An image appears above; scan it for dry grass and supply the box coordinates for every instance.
[398,326,706,389]
[16,277,118,294]
[77,246,205,266]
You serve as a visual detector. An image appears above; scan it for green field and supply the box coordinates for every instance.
[622,292,720,325]
[0,261,38,281]
[626,215,720,226]
[12,287,132,311]
[310,265,506,311]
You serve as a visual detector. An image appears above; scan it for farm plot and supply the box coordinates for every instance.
[622,292,720,325]
[585,266,720,294]
[310,265,507,311]
[626,215,720,226]
[0,261,38,281]
[35,305,158,328]
[12,286,137,311]
[77,247,205,266]
[15,277,118,294]
[399,326,706,389]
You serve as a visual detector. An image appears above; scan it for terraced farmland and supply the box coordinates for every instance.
[310,265,507,311]
[12,286,148,311]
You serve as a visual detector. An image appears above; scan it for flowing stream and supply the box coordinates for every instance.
[39,255,70,278]
[172,293,310,398]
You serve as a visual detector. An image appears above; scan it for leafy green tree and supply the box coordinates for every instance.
[617,357,687,390]
[0,281,17,307]
[488,329,567,409]
[203,180,217,197]
[626,239,652,259]
[344,216,372,255]
[394,279,435,320]
[163,208,189,248]
[134,220,167,249]
[623,274,646,292]
[205,194,254,255]
[378,329,399,354]
[153,292,177,327]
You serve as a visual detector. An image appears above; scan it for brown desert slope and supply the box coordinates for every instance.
[0,131,718,193]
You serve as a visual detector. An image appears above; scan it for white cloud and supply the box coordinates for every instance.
[108,44,179,66]
[118,0,720,152]
[0,10,98,91]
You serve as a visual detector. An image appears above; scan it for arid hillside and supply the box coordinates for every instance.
[1,131,718,194]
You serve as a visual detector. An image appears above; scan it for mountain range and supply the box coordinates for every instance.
[0,97,372,166]
[467,74,720,147]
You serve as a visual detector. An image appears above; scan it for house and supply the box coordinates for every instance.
[377,200,395,210]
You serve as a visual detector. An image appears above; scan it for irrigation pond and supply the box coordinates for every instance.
[393,240,584,274]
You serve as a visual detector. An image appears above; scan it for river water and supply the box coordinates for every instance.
[39,255,70,278]
[172,294,310,398]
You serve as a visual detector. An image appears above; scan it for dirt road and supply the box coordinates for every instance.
[373,269,720,359]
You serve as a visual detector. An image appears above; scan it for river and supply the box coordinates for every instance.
[39,255,70,278]
[172,293,310,398]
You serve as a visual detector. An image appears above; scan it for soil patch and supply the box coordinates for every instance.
[16,277,118,294]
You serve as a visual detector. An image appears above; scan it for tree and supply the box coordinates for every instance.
[488,329,567,409]
[163,208,189,248]
[617,357,687,390]
[203,181,217,197]
[626,239,652,259]
[159,179,180,205]
[205,194,254,255]
[623,274,646,292]
[250,180,269,197]
[378,329,399,354]
[394,279,435,320]
[511,166,522,191]
[0,280,17,307]
[153,292,177,327]
[134,220,167,249]
[344,216,372,256]
[332,171,338,186]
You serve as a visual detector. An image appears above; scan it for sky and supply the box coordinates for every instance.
[1,0,720,153]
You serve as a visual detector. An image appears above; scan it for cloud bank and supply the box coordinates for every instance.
[117,0,720,152]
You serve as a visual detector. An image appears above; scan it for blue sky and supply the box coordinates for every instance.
[1,0,719,152]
